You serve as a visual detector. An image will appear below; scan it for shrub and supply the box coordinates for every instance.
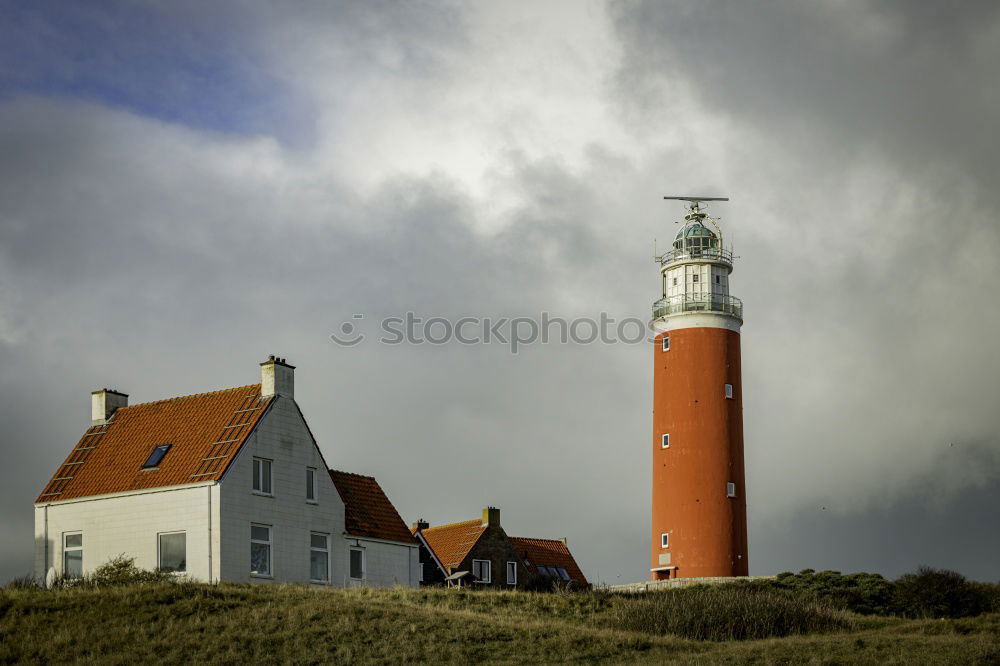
[892,566,990,619]
[610,584,856,641]
[768,569,894,615]
[57,556,175,588]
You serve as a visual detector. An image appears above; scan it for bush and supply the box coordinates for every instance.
[892,566,990,619]
[610,584,856,641]
[57,556,175,588]
[768,569,894,615]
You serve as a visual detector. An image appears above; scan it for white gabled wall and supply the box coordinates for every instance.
[218,396,346,585]
[343,536,420,588]
[34,483,217,581]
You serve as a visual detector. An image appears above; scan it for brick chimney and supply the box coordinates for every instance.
[91,389,128,426]
[412,519,429,532]
[482,506,500,527]
[260,355,295,398]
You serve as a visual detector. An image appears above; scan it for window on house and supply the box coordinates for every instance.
[252,458,272,495]
[472,559,491,583]
[661,336,670,352]
[727,482,737,498]
[310,533,329,583]
[142,444,171,469]
[250,524,271,576]
[725,383,734,399]
[506,561,517,585]
[306,468,316,502]
[661,533,669,549]
[349,548,365,580]
[158,532,186,573]
[556,567,571,581]
[662,433,670,449]
[63,533,82,578]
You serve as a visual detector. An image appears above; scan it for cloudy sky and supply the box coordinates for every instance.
[2,0,998,584]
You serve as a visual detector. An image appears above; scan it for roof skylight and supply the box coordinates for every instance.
[142,444,171,469]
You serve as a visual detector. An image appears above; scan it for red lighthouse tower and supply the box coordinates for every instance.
[650,197,748,580]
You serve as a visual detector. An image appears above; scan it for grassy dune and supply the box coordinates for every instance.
[1,583,998,664]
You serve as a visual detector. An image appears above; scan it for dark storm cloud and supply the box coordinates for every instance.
[611,1,1000,191]
[753,443,1000,581]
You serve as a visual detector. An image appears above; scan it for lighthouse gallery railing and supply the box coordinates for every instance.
[652,294,743,320]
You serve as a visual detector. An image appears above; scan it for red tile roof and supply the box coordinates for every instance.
[509,536,588,586]
[417,519,487,571]
[36,385,273,503]
[329,470,416,544]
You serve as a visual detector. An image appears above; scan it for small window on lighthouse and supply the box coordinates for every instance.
[692,274,699,283]
[715,275,721,284]
[661,433,670,449]
[727,482,736,498]
[725,383,733,399]
[661,533,669,548]
[661,336,670,352]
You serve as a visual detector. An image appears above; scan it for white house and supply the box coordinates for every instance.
[34,356,419,587]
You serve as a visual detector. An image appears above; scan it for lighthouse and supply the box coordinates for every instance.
[650,197,748,580]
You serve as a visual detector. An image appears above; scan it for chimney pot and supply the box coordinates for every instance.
[482,506,500,527]
[91,388,128,426]
[260,356,295,399]
[412,519,429,532]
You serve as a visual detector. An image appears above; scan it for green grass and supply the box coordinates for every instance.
[2,583,999,664]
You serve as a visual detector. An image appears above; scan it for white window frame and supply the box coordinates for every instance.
[472,559,492,583]
[306,467,317,503]
[661,533,669,549]
[250,523,272,577]
[661,336,670,352]
[661,433,670,449]
[725,383,734,399]
[506,561,517,585]
[349,547,365,581]
[252,457,273,496]
[727,482,737,498]
[309,532,330,583]
[157,531,187,574]
[63,532,83,578]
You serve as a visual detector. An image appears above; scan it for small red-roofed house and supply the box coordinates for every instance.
[34,357,419,588]
[509,536,588,587]
[412,507,587,589]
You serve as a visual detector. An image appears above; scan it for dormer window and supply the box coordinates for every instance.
[142,444,171,469]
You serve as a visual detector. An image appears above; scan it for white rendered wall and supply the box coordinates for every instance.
[218,396,347,586]
[34,483,219,581]
[343,536,420,588]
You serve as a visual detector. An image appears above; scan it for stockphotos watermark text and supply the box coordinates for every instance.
[330,312,656,353]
